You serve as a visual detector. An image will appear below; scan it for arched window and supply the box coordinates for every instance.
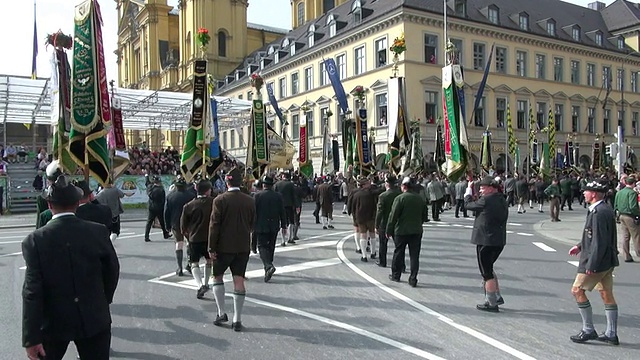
[218,31,227,57]
[327,14,336,38]
[308,24,316,47]
[297,1,305,26]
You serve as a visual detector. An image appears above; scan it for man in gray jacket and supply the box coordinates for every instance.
[454,177,468,218]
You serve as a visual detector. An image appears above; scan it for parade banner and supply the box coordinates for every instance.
[108,96,131,181]
[69,0,110,186]
[332,139,340,172]
[180,60,208,182]
[548,109,556,170]
[355,108,370,165]
[387,77,410,174]
[343,117,354,172]
[532,139,539,165]
[434,124,446,170]
[324,58,349,115]
[266,124,295,169]
[480,129,492,172]
[253,98,268,164]
[299,112,313,178]
[507,104,517,158]
[321,123,332,174]
[51,48,76,174]
[266,83,285,126]
[442,64,469,180]
[470,43,495,123]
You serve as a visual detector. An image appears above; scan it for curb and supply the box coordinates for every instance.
[0,217,148,230]
[532,219,580,247]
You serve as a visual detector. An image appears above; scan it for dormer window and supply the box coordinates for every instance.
[454,0,467,17]
[308,25,316,47]
[595,32,603,46]
[352,0,362,23]
[572,25,581,41]
[488,6,499,25]
[327,14,336,38]
[618,36,625,49]
[290,42,296,56]
[268,46,276,55]
[519,13,529,31]
[274,51,280,64]
[547,19,556,36]
[282,38,290,48]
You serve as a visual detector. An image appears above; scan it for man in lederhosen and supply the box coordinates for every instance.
[254,175,287,282]
[274,172,297,246]
[317,176,334,230]
[96,181,125,243]
[209,168,256,332]
[464,176,508,312]
[22,175,119,360]
[165,176,196,276]
[569,179,620,345]
[350,175,378,262]
[375,175,401,267]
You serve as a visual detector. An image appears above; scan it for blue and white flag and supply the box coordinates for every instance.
[266,83,285,126]
[209,99,220,159]
[324,58,349,115]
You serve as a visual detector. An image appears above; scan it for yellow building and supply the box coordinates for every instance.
[115,0,287,150]
[216,0,640,174]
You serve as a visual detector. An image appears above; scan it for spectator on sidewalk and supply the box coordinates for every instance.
[614,175,640,263]
[4,144,16,163]
[17,144,29,163]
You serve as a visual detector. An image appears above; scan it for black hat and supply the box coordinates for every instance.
[73,180,92,198]
[225,167,243,187]
[385,175,398,185]
[44,176,83,206]
[262,175,275,185]
[478,176,499,188]
[174,175,187,185]
[583,180,608,193]
[45,160,64,182]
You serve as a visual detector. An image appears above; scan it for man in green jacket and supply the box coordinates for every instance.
[560,176,574,211]
[375,175,401,268]
[386,176,428,287]
[545,178,562,222]
[614,175,640,262]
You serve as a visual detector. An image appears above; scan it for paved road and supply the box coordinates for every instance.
[1,204,639,359]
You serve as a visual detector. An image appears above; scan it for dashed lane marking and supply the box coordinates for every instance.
[532,242,557,252]
[0,251,22,258]
[508,223,523,226]
[517,233,534,237]
[337,235,537,360]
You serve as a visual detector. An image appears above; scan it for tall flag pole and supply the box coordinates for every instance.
[47,30,76,174]
[31,1,38,79]
[507,103,517,173]
[70,0,111,185]
[469,43,495,125]
[548,108,556,172]
[528,105,537,175]
[323,57,352,171]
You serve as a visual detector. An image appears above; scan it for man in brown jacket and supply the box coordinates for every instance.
[349,176,378,262]
[317,176,334,229]
[209,168,256,332]
[181,180,215,299]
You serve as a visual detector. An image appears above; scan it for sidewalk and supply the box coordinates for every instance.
[0,209,149,229]
[532,211,585,246]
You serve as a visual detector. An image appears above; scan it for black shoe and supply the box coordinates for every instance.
[496,296,504,306]
[293,236,299,240]
[315,220,320,224]
[144,238,151,242]
[366,246,370,252]
[231,322,243,332]
[163,233,171,239]
[570,330,598,343]
[328,225,335,229]
[264,266,276,283]
[597,334,620,345]
[281,242,287,247]
[624,258,634,263]
[408,278,417,287]
[356,249,362,254]
[388,274,400,282]
[376,261,386,268]
[176,269,184,277]
[185,263,192,273]
[361,257,368,262]
[323,226,328,230]
[287,240,296,245]
[213,313,229,326]
[476,302,499,312]
[370,253,377,260]
[196,285,208,299]
[342,211,347,214]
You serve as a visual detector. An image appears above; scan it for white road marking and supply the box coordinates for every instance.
[532,242,556,252]
[508,223,522,226]
[19,266,26,270]
[452,224,463,227]
[464,225,473,229]
[148,279,446,360]
[507,231,514,234]
[517,233,534,237]
[0,239,22,244]
[337,235,537,360]
[250,239,340,257]
[0,251,22,258]
[568,261,579,267]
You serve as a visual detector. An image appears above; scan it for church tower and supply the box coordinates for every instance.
[291,0,348,29]
[177,0,248,88]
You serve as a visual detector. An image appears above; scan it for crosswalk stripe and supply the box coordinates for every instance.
[532,242,556,252]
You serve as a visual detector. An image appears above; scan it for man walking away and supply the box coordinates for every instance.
[464,176,508,312]
[515,175,529,214]
[145,175,171,242]
[560,176,574,211]
[74,180,113,231]
[504,174,516,207]
[614,175,640,262]
[375,175,401,267]
[454,177,468,218]
[387,177,427,287]
[165,176,196,276]
[209,168,256,332]
[22,176,119,360]
[254,175,287,282]
[96,181,125,242]
[569,180,620,345]
[317,176,335,230]
[350,176,378,262]
[274,172,297,246]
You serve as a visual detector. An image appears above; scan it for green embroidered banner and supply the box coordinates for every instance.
[253,98,268,164]
[180,60,208,182]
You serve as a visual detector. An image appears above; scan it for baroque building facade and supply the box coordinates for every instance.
[216,0,640,174]
[115,0,286,150]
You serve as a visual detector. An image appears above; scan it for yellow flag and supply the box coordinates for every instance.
[24,123,31,130]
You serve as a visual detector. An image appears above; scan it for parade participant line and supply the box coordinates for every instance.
[337,236,537,360]
[149,276,447,360]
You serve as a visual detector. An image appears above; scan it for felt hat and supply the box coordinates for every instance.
[73,180,92,198]
[583,180,608,193]
[225,167,243,187]
[385,175,398,185]
[478,176,499,188]
[44,176,83,206]
[261,175,275,185]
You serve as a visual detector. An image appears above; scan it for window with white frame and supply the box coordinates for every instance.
[319,61,329,85]
[308,25,315,47]
[547,20,556,36]
[336,54,346,79]
[290,42,296,56]
[554,57,563,82]
[595,32,603,46]
[424,34,438,64]
[230,129,236,148]
[306,110,314,137]
[572,106,580,132]
[571,60,580,84]
[495,47,507,73]
[632,71,638,93]
[327,15,336,38]
[603,109,611,133]
[488,7,499,24]
[536,102,546,129]
[516,50,527,77]
[572,26,580,41]
[376,93,387,125]
[555,104,563,131]
[617,68,624,91]
[279,77,286,99]
[451,38,463,65]
[474,96,486,127]
[473,43,485,70]
[352,0,362,23]
[291,72,299,95]
[587,107,595,133]
[304,67,313,91]
[355,46,365,75]
[587,63,596,86]
[496,98,506,128]
[603,66,611,89]
[375,37,388,68]
[454,0,467,16]
[425,90,438,124]
[618,37,625,49]
[535,54,545,79]
[519,13,528,30]
[517,100,527,129]
[292,114,300,140]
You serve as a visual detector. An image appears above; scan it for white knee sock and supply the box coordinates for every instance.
[354,232,361,250]
[369,232,377,254]
[232,290,246,323]
[191,263,203,288]
[327,217,332,226]
[204,264,212,287]
[322,217,328,226]
[359,234,368,255]
[342,204,347,212]
[212,282,226,316]
[539,203,543,211]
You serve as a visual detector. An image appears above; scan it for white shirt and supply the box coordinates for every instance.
[51,212,75,220]
[588,200,604,213]
[227,187,240,192]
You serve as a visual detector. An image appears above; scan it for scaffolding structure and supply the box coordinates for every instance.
[0,74,253,147]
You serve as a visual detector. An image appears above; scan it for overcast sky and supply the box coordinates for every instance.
[0,0,615,83]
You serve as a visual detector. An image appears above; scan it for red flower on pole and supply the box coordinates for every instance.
[353,85,365,102]
[250,73,264,92]
[197,27,211,48]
